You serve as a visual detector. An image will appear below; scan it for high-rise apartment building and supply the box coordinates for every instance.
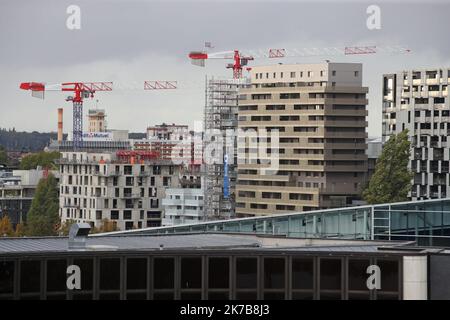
[382,67,450,200]
[59,151,180,230]
[236,62,368,216]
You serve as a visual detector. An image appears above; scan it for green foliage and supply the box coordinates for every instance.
[58,219,77,236]
[0,145,7,165]
[25,173,60,236]
[20,151,60,170]
[363,130,414,204]
[14,223,26,237]
[92,219,118,234]
[0,128,63,152]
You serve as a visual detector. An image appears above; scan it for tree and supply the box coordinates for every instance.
[19,151,60,170]
[26,173,60,236]
[14,223,26,237]
[0,215,14,237]
[92,219,118,234]
[363,130,414,204]
[58,219,77,236]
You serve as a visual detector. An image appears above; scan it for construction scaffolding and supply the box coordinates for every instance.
[203,76,245,220]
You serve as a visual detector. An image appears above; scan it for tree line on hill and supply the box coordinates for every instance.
[0,128,62,152]
[0,128,146,152]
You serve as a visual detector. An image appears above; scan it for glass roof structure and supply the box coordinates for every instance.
[101,198,450,247]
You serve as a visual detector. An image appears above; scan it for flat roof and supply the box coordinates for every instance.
[0,233,431,257]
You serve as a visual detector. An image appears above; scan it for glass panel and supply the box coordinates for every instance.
[235,291,257,300]
[72,293,93,300]
[320,259,341,290]
[126,258,147,290]
[99,293,120,300]
[292,291,313,300]
[181,257,202,289]
[100,258,121,291]
[153,292,174,300]
[264,258,285,289]
[73,259,93,290]
[0,261,14,294]
[208,292,229,300]
[292,258,313,289]
[348,292,370,300]
[377,293,399,300]
[348,259,370,291]
[154,258,174,289]
[377,260,399,292]
[263,292,285,300]
[126,292,147,300]
[236,258,257,289]
[180,292,202,300]
[20,260,41,293]
[320,292,342,300]
[208,258,229,289]
[47,260,67,292]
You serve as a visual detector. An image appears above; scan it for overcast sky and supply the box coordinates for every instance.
[1,0,450,137]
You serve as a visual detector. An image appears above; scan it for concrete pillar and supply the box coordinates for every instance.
[403,256,428,300]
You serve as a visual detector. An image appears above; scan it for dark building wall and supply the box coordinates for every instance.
[429,254,450,300]
[0,251,403,300]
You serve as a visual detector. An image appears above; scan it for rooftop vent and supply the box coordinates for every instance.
[68,223,91,250]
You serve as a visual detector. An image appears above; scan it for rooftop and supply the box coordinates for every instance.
[0,233,435,257]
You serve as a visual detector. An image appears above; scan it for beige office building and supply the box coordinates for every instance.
[236,62,368,216]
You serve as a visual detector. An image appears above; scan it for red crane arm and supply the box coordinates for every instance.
[144,81,177,90]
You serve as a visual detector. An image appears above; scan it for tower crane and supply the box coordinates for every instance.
[20,81,113,150]
[188,45,411,79]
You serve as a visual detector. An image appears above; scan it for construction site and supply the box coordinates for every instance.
[203,77,242,220]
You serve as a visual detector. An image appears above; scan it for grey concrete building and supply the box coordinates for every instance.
[236,62,368,216]
[59,151,180,230]
[382,67,450,200]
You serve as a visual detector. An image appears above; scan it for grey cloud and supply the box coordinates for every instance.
[1,0,450,137]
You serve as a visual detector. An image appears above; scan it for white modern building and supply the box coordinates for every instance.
[59,151,180,230]
[382,67,450,200]
[162,188,204,226]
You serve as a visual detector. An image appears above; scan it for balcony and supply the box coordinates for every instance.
[93,170,122,177]
[63,204,80,209]
[433,178,446,185]
[430,166,439,173]
[121,193,141,199]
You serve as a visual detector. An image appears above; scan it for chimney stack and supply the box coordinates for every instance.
[57,108,63,142]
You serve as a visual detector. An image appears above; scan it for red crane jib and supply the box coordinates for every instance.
[61,82,113,92]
